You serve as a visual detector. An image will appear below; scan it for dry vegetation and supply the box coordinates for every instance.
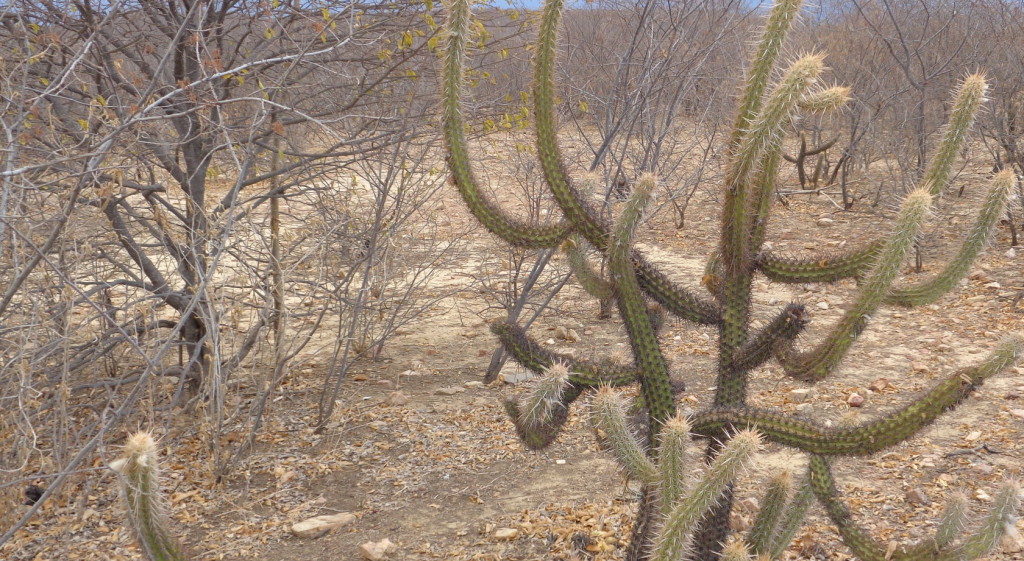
[2,1,1023,560]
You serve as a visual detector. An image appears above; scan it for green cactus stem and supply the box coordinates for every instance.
[732,304,807,373]
[746,472,792,556]
[110,432,188,561]
[755,241,883,284]
[887,170,1014,306]
[808,455,1020,561]
[504,383,583,450]
[777,189,933,381]
[564,236,614,302]
[921,74,989,197]
[693,335,1024,456]
[590,387,658,483]
[489,321,638,387]
[656,414,692,516]
[651,430,761,561]
[933,493,970,549]
[764,475,814,560]
[441,0,571,249]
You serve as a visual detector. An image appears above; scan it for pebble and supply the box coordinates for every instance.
[868,378,890,392]
[555,326,568,340]
[360,538,396,561]
[493,528,519,540]
[984,281,1002,289]
[965,430,982,442]
[847,393,864,407]
[384,391,409,406]
[816,301,830,310]
[376,380,394,389]
[911,362,928,373]
[545,338,556,345]
[435,387,465,396]
[816,217,834,227]
[463,381,484,389]
[291,512,356,538]
[789,388,814,402]
[1005,247,1017,258]
[905,488,930,506]
[1009,409,1024,420]
[566,329,581,343]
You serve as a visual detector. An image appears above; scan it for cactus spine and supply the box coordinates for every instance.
[110,432,188,561]
[441,0,1023,560]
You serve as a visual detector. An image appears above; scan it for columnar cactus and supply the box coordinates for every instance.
[110,432,188,561]
[442,1,1023,560]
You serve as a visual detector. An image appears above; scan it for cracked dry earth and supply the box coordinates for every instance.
[5,168,1024,561]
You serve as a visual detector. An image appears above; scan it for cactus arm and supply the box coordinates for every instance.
[746,472,792,556]
[110,433,188,561]
[765,474,814,560]
[441,0,571,249]
[532,0,721,326]
[504,384,582,450]
[809,455,1020,561]
[718,55,825,406]
[489,321,638,387]
[590,387,658,484]
[887,170,1014,306]
[607,177,676,438]
[732,304,807,373]
[933,493,970,549]
[921,74,989,197]
[694,335,1024,456]
[651,430,761,561]
[777,190,932,381]
[656,415,692,516]
[563,236,614,301]
[756,241,884,283]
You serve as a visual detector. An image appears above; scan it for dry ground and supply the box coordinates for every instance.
[3,150,1024,561]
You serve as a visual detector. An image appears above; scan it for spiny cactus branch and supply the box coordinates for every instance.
[755,240,883,284]
[110,432,188,561]
[590,388,658,483]
[732,304,807,373]
[694,335,1023,456]
[746,472,792,556]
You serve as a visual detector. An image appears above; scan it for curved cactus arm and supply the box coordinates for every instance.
[590,388,658,483]
[746,472,792,556]
[531,0,721,327]
[921,74,989,197]
[755,241,883,284]
[110,432,188,561]
[764,473,814,560]
[489,321,638,387]
[777,190,933,381]
[732,304,808,373]
[651,430,762,561]
[694,335,1024,456]
[441,0,571,249]
[504,382,582,450]
[808,455,1020,561]
[887,170,1014,306]
[563,236,614,301]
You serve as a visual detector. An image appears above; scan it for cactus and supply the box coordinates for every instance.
[442,0,1022,560]
[110,432,188,561]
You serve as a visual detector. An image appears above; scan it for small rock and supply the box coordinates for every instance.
[975,489,992,502]
[352,373,369,382]
[789,388,814,402]
[911,362,929,373]
[984,281,1002,289]
[566,329,581,343]
[545,338,556,345]
[1009,409,1024,420]
[493,528,519,540]
[384,391,409,406]
[554,459,566,465]
[974,463,994,475]
[965,430,982,442]
[816,217,834,227]
[584,329,593,336]
[360,538,396,560]
[555,326,568,340]
[291,512,356,538]
[729,512,752,531]
[795,403,814,415]
[463,381,484,389]
[847,393,865,407]
[905,488,930,506]
[868,378,890,392]
[816,301,830,310]
[1005,247,1017,259]
[1000,530,1024,554]
[435,387,465,396]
